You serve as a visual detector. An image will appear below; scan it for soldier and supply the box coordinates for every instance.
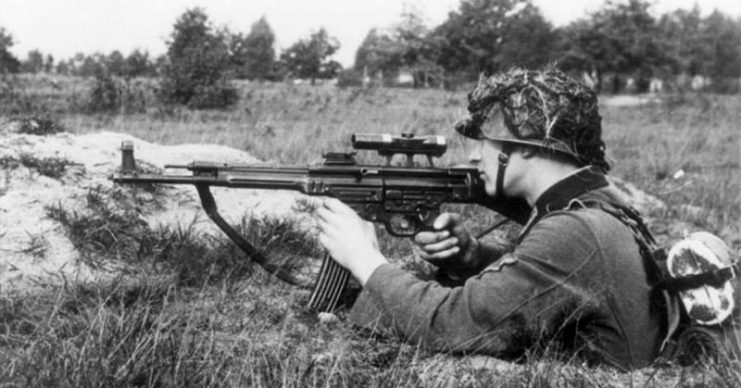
[315,68,664,370]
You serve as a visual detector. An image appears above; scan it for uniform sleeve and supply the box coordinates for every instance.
[435,240,513,286]
[353,211,605,357]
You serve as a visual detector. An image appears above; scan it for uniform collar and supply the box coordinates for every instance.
[518,166,609,241]
[533,166,609,216]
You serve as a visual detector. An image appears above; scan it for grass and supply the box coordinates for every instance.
[1,74,740,386]
[0,153,75,179]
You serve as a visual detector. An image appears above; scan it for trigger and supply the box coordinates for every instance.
[388,214,417,236]
[422,210,440,231]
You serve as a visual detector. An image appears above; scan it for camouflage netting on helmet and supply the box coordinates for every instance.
[455,67,609,172]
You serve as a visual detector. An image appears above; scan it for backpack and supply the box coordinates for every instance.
[575,199,741,365]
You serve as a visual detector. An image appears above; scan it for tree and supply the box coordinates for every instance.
[21,49,45,73]
[558,0,674,92]
[107,50,126,76]
[124,49,154,77]
[55,60,70,75]
[280,28,341,85]
[657,6,704,77]
[44,54,54,73]
[354,5,447,88]
[557,19,617,91]
[700,11,741,86]
[390,5,444,87]
[159,8,238,109]
[232,16,276,80]
[431,0,555,78]
[0,27,20,73]
[78,53,104,77]
[354,28,404,81]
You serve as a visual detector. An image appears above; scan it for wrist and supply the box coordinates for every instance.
[350,250,388,286]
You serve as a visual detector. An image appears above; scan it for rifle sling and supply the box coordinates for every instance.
[195,184,350,312]
[195,184,300,286]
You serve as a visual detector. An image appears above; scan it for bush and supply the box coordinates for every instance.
[16,115,65,135]
[87,70,119,113]
[86,70,147,114]
[0,153,73,179]
[17,153,74,179]
[184,82,239,110]
[336,68,364,88]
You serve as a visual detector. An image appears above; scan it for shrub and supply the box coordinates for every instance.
[0,153,74,179]
[86,70,147,114]
[336,68,364,88]
[86,70,120,113]
[0,75,43,115]
[183,82,239,110]
[18,154,74,179]
[16,115,65,135]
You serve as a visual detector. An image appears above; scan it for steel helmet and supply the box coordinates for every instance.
[455,67,610,172]
[667,231,738,326]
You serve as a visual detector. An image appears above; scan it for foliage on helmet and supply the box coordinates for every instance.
[455,67,609,172]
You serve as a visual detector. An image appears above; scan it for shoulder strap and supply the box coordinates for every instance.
[566,198,684,356]
[572,199,666,286]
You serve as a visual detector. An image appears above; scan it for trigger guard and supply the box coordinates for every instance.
[387,213,421,237]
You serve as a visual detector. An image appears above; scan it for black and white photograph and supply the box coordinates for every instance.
[1,0,739,386]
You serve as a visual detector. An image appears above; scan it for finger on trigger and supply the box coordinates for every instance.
[433,213,452,230]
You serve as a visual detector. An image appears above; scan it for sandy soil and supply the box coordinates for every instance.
[0,127,313,292]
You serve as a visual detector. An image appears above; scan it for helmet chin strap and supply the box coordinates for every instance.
[495,143,513,199]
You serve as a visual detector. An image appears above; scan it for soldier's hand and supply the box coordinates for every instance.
[414,213,480,271]
[316,198,387,286]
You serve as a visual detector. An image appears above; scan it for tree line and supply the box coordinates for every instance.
[354,0,741,93]
[1,0,740,103]
[0,9,338,84]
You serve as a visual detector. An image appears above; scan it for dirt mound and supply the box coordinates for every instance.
[0,128,315,292]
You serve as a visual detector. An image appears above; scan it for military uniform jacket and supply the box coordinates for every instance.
[350,166,663,370]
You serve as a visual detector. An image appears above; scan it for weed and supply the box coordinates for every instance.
[0,155,20,170]
[45,190,148,270]
[16,114,66,135]
[17,153,75,179]
[45,184,322,288]
[0,153,75,179]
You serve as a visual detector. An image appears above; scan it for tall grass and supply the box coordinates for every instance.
[1,75,740,386]
[606,94,741,239]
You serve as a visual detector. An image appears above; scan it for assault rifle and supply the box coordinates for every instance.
[111,133,530,312]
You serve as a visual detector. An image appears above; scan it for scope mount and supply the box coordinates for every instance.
[350,132,446,167]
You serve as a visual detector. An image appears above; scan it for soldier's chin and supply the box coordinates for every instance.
[484,182,497,197]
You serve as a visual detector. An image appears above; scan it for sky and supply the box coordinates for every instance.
[1,0,740,67]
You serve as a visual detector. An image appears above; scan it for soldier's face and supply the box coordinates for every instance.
[467,139,507,197]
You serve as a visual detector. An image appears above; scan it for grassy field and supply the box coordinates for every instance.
[1,74,740,386]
